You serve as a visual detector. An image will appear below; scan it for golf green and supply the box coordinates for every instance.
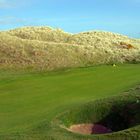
[0,64,140,140]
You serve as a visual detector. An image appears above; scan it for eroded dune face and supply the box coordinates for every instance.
[0,27,140,70]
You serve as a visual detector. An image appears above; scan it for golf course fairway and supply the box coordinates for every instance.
[0,64,140,140]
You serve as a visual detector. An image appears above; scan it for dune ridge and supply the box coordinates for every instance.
[0,26,140,70]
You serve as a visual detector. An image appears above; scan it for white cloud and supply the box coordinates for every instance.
[0,16,29,25]
[0,0,34,9]
[0,0,16,8]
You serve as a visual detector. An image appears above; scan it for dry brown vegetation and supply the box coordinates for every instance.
[0,26,140,70]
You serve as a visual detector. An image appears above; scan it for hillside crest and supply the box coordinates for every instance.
[0,26,140,70]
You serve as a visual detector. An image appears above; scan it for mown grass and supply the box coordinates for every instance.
[0,64,140,140]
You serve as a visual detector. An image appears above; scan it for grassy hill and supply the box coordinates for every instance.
[0,26,140,70]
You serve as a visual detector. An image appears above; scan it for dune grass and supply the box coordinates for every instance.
[0,64,140,140]
[0,27,140,70]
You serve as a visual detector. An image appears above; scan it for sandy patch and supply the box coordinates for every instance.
[68,123,112,135]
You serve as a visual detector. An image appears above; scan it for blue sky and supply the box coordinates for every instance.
[0,0,140,38]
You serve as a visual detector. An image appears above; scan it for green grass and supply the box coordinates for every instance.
[0,64,140,140]
[56,89,140,140]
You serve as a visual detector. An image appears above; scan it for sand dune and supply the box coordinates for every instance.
[0,26,140,70]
